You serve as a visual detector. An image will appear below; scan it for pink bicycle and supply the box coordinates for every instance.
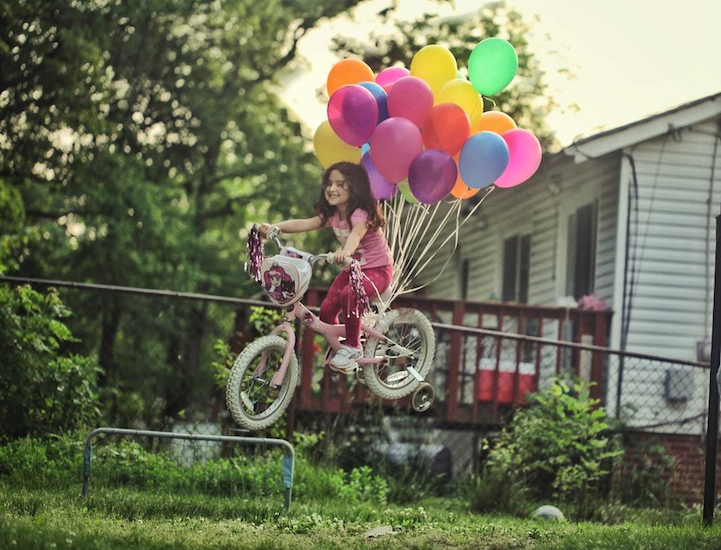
[226,229,436,431]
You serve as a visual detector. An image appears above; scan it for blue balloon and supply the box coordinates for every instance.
[359,81,389,124]
[459,131,510,189]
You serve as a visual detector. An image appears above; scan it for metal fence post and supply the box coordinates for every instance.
[703,213,721,526]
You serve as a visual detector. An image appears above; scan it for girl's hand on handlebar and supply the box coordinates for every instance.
[258,223,280,238]
[331,250,352,265]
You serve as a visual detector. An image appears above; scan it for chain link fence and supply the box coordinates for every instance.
[1,277,713,503]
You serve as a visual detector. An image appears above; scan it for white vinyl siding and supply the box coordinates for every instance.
[621,120,721,360]
[419,152,620,315]
[410,102,721,436]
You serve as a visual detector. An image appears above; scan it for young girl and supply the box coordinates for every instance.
[258,161,393,373]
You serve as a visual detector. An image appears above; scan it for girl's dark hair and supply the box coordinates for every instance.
[314,161,386,232]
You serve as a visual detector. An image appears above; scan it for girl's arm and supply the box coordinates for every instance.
[332,221,368,264]
[259,216,323,236]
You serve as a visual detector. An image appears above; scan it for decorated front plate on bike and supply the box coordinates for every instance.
[260,254,311,306]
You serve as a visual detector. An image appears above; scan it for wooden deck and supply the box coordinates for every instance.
[293,288,613,427]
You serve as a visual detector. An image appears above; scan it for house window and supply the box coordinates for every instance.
[502,234,531,303]
[566,202,597,299]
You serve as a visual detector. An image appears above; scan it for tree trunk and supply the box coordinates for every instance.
[98,294,122,387]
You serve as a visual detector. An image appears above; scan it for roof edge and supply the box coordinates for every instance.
[563,92,721,163]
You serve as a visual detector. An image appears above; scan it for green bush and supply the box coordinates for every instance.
[471,377,622,518]
[0,432,388,505]
[0,433,84,486]
[0,285,103,439]
[463,462,529,517]
[613,437,679,508]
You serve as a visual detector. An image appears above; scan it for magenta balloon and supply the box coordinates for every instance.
[361,151,398,200]
[494,129,543,188]
[386,76,434,128]
[327,84,379,146]
[408,150,457,204]
[375,66,410,88]
[369,117,423,183]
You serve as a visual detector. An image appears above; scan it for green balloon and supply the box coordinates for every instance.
[468,38,518,96]
[396,180,418,204]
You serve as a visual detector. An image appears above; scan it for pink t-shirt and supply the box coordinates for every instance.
[325,208,392,269]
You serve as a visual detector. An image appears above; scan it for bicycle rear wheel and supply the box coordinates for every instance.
[226,335,298,431]
[363,308,435,400]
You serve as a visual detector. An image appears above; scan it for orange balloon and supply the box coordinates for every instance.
[326,59,374,97]
[423,103,471,155]
[450,153,479,199]
[474,111,517,135]
[451,178,480,199]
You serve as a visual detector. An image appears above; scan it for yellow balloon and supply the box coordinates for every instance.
[410,45,457,95]
[474,111,517,135]
[436,79,484,128]
[313,121,362,168]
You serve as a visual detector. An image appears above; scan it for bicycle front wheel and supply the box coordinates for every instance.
[226,335,298,431]
[363,308,435,400]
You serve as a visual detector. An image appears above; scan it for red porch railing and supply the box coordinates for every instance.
[295,288,613,427]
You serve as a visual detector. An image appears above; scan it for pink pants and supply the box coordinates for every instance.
[320,264,393,348]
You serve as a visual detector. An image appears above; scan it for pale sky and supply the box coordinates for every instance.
[282,0,721,147]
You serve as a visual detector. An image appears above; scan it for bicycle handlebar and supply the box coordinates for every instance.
[311,252,353,267]
[257,225,352,267]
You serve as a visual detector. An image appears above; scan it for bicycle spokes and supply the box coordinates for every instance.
[239,349,283,416]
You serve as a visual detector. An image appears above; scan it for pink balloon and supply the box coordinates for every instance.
[375,66,410,88]
[361,151,398,200]
[327,85,379,146]
[369,117,423,183]
[408,150,457,204]
[386,76,434,128]
[494,129,542,188]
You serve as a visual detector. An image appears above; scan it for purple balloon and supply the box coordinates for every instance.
[327,84,379,146]
[361,151,398,200]
[408,150,457,204]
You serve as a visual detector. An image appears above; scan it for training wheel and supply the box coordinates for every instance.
[355,368,367,385]
[411,382,435,412]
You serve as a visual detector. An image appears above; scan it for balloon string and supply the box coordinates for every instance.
[396,200,461,295]
[395,203,463,296]
[384,187,495,300]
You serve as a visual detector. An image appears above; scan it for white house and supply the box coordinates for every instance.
[417,92,721,429]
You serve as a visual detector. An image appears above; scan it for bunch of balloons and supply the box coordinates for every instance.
[313,38,542,205]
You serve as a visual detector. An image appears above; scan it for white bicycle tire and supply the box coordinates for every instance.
[363,308,435,400]
[225,335,298,431]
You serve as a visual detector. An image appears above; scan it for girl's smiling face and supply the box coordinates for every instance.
[323,169,350,211]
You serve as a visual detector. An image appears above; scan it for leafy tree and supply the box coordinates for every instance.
[0,0,372,425]
[330,1,571,151]
[0,284,102,438]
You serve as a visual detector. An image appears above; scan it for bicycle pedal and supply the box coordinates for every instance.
[328,363,358,375]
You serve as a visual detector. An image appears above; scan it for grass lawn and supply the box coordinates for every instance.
[2,484,721,549]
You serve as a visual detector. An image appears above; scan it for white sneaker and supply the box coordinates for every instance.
[329,345,363,373]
